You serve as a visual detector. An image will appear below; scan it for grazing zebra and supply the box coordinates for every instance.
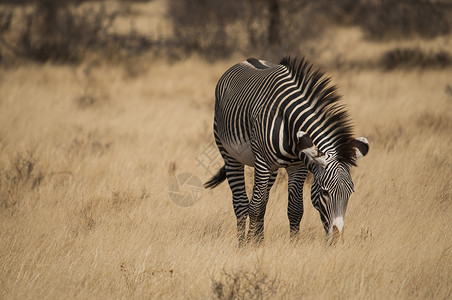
[205,57,369,246]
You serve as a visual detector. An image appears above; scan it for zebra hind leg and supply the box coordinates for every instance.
[224,161,249,247]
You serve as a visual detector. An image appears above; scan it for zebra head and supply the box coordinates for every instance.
[296,131,369,239]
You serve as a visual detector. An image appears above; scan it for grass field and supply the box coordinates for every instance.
[1,2,452,299]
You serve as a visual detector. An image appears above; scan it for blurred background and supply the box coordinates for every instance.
[1,0,451,67]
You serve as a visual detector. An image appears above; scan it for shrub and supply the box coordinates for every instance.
[325,0,452,40]
[167,0,328,60]
[380,47,452,70]
[211,269,279,300]
[0,0,153,63]
[0,149,44,209]
[167,0,246,59]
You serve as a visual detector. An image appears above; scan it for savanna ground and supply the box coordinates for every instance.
[1,1,452,299]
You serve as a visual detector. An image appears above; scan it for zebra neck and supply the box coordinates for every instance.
[290,102,337,156]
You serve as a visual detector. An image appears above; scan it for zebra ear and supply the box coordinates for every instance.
[296,131,327,167]
[351,137,369,160]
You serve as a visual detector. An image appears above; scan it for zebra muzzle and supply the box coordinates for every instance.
[327,217,345,244]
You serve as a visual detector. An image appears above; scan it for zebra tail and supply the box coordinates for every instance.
[204,166,226,189]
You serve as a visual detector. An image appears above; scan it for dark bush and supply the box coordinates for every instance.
[0,149,44,209]
[363,1,450,40]
[0,0,153,63]
[380,47,452,70]
[211,269,279,300]
[167,0,452,60]
[27,1,117,62]
[325,0,452,40]
[167,0,246,59]
[167,0,328,60]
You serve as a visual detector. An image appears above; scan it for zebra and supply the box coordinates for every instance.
[204,57,369,246]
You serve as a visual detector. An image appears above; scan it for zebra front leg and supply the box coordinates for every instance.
[247,163,273,244]
[286,164,308,240]
[224,161,249,247]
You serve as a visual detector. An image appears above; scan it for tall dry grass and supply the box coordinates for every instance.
[1,22,452,300]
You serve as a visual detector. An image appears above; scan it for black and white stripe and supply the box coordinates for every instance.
[206,57,369,245]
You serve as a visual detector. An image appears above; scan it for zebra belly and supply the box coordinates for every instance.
[222,140,255,166]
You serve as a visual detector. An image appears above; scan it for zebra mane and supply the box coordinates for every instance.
[279,56,357,166]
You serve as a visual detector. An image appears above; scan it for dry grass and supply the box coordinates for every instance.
[1,7,452,299]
